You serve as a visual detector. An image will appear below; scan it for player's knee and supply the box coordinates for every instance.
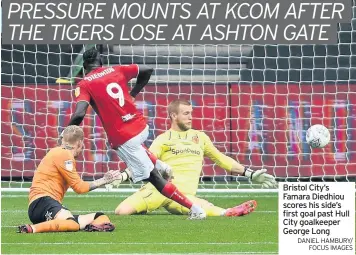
[115,203,137,215]
[148,169,166,191]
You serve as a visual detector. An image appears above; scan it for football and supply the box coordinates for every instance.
[306,124,331,148]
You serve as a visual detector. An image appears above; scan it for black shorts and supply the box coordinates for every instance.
[28,196,69,224]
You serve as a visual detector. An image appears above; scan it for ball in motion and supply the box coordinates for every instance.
[306,124,330,148]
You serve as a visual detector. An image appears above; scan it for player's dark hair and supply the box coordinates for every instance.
[168,99,192,120]
[83,48,102,72]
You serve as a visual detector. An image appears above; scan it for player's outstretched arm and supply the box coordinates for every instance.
[229,160,276,188]
[68,101,89,126]
[203,133,277,188]
[89,170,122,191]
[58,161,122,193]
[130,65,153,98]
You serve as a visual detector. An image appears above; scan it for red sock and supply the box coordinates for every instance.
[161,182,193,209]
[142,144,157,165]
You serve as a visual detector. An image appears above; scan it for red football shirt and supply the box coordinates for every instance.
[75,64,147,148]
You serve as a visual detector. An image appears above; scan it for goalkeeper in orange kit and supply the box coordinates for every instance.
[18,125,122,233]
[114,99,277,217]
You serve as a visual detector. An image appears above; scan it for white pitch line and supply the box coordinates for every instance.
[2,242,277,245]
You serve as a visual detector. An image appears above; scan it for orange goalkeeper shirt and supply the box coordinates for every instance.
[29,147,90,205]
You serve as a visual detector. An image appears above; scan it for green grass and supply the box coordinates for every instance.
[1,181,265,189]
[1,191,278,254]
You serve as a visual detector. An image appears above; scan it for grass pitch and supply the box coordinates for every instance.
[1,191,278,254]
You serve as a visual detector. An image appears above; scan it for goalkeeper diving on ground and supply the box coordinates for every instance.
[114,99,277,217]
[18,126,121,233]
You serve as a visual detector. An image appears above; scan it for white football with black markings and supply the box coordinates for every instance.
[306,124,330,148]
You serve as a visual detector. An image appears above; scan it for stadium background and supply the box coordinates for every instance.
[1,2,356,186]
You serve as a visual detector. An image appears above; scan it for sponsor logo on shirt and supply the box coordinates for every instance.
[64,160,74,171]
[192,135,199,144]
[122,113,136,122]
[169,147,201,155]
[45,211,53,221]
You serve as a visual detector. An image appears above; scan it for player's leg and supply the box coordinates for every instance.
[194,197,258,217]
[68,211,114,232]
[115,183,167,215]
[147,168,205,217]
[165,196,257,217]
[188,196,226,216]
[165,195,225,216]
[116,127,206,219]
[18,196,114,233]
[224,200,258,217]
[82,212,115,232]
[115,197,138,215]
[18,196,80,233]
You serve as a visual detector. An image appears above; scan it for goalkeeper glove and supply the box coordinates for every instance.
[90,170,122,191]
[110,168,133,188]
[92,170,122,187]
[95,170,121,185]
[243,167,277,188]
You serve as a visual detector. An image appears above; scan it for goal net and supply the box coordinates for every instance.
[1,7,355,191]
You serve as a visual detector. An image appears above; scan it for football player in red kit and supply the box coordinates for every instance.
[67,48,206,219]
